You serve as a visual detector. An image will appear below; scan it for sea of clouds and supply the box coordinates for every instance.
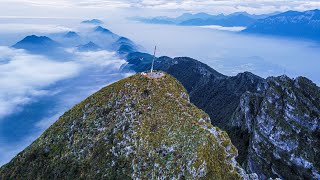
[109,21,320,85]
[0,20,132,166]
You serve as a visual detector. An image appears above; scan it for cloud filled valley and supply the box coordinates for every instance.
[0,46,79,117]
[108,21,320,85]
[0,21,132,166]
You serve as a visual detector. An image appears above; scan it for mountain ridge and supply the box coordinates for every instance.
[243,9,320,41]
[124,51,320,179]
[82,19,103,25]
[13,35,60,49]
[133,11,278,27]
[0,73,254,179]
[12,35,64,56]
[94,26,114,34]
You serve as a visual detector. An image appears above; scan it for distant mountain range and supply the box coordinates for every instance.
[243,9,320,40]
[12,25,139,56]
[133,12,279,27]
[13,35,59,49]
[134,9,320,41]
[94,26,114,34]
[114,37,138,55]
[64,31,80,38]
[81,19,103,25]
[12,35,63,56]
[77,41,101,51]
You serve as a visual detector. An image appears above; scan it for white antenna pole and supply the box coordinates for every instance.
[151,46,157,73]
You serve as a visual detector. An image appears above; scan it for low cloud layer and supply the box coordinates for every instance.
[0,46,80,118]
[109,21,320,85]
[0,44,129,166]
[199,25,246,32]
[0,24,72,34]
[68,49,126,68]
[128,0,320,14]
[0,45,127,119]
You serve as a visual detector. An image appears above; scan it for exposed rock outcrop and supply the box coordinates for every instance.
[231,76,320,179]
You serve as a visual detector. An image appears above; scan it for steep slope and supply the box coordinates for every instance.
[87,25,138,54]
[152,57,267,167]
[124,53,320,179]
[126,54,265,128]
[243,9,320,41]
[125,54,265,165]
[124,52,155,72]
[94,26,115,35]
[230,76,320,179]
[114,37,138,55]
[0,73,253,179]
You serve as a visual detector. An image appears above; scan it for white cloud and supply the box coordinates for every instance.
[0,24,72,33]
[67,48,127,68]
[129,0,320,14]
[0,0,320,18]
[0,46,80,118]
[0,46,129,119]
[112,21,320,84]
[198,25,246,32]
[0,47,130,166]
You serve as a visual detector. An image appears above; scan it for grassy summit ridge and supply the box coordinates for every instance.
[0,73,248,179]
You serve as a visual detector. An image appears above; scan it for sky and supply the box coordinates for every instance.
[1,0,320,18]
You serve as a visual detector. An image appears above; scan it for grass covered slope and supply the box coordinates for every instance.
[0,73,249,179]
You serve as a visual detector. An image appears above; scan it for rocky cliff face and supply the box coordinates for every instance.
[0,73,253,179]
[231,75,320,179]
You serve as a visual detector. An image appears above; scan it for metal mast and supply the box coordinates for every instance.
[151,46,157,73]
